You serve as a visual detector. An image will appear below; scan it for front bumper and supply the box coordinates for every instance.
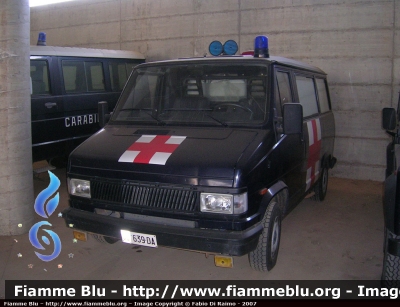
[62,207,263,256]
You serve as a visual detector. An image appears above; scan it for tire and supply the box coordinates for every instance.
[312,166,328,201]
[381,228,400,287]
[91,233,119,244]
[248,197,282,271]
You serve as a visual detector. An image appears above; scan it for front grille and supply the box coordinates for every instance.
[91,180,199,212]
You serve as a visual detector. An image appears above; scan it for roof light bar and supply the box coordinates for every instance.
[209,40,239,56]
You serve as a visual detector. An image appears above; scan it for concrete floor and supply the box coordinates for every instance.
[0,167,384,298]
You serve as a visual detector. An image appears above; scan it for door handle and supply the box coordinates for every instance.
[45,102,57,109]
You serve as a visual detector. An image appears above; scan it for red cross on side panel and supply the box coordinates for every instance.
[306,119,322,191]
[118,135,186,165]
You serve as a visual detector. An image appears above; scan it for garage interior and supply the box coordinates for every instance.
[0,0,398,298]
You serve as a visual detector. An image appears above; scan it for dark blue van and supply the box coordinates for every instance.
[62,36,336,271]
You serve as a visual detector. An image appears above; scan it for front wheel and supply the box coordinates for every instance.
[248,197,282,271]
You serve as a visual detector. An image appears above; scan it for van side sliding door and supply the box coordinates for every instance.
[293,73,335,196]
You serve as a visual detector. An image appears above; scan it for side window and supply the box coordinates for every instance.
[62,60,87,93]
[30,60,51,95]
[295,75,318,117]
[62,60,105,93]
[275,71,293,117]
[109,62,128,91]
[109,61,142,92]
[316,78,330,113]
[86,62,105,92]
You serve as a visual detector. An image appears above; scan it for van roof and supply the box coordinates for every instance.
[145,55,326,75]
[30,45,145,60]
[268,56,326,74]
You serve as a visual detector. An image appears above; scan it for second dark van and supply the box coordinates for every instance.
[62,36,336,271]
[30,40,145,168]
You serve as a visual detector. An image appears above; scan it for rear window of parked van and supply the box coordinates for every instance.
[316,78,330,113]
[295,74,331,117]
[295,75,319,117]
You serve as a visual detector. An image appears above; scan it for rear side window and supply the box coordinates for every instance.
[30,60,51,95]
[109,62,128,91]
[316,78,330,113]
[62,61,86,93]
[295,75,318,117]
[62,60,105,93]
[109,61,143,91]
[86,62,105,91]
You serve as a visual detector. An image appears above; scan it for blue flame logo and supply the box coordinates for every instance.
[29,171,62,262]
[34,171,60,218]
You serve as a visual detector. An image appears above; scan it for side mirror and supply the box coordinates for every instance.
[98,101,110,128]
[382,107,397,131]
[283,103,303,135]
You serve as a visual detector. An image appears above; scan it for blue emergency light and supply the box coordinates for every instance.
[254,35,269,58]
[209,41,223,56]
[223,40,238,55]
[37,32,47,46]
[209,40,238,56]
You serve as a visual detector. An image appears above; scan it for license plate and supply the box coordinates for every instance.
[120,230,158,248]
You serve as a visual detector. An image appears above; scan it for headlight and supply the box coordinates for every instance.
[68,178,91,198]
[200,192,247,214]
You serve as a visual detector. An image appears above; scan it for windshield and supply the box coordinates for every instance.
[112,62,268,127]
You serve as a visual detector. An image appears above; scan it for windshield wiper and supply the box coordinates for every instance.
[119,108,166,125]
[206,114,228,127]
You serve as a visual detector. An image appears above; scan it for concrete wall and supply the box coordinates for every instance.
[30,0,400,182]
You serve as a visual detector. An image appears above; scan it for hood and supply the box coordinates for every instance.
[69,126,262,187]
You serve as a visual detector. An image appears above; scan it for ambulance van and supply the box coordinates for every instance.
[30,33,145,167]
[62,36,336,271]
